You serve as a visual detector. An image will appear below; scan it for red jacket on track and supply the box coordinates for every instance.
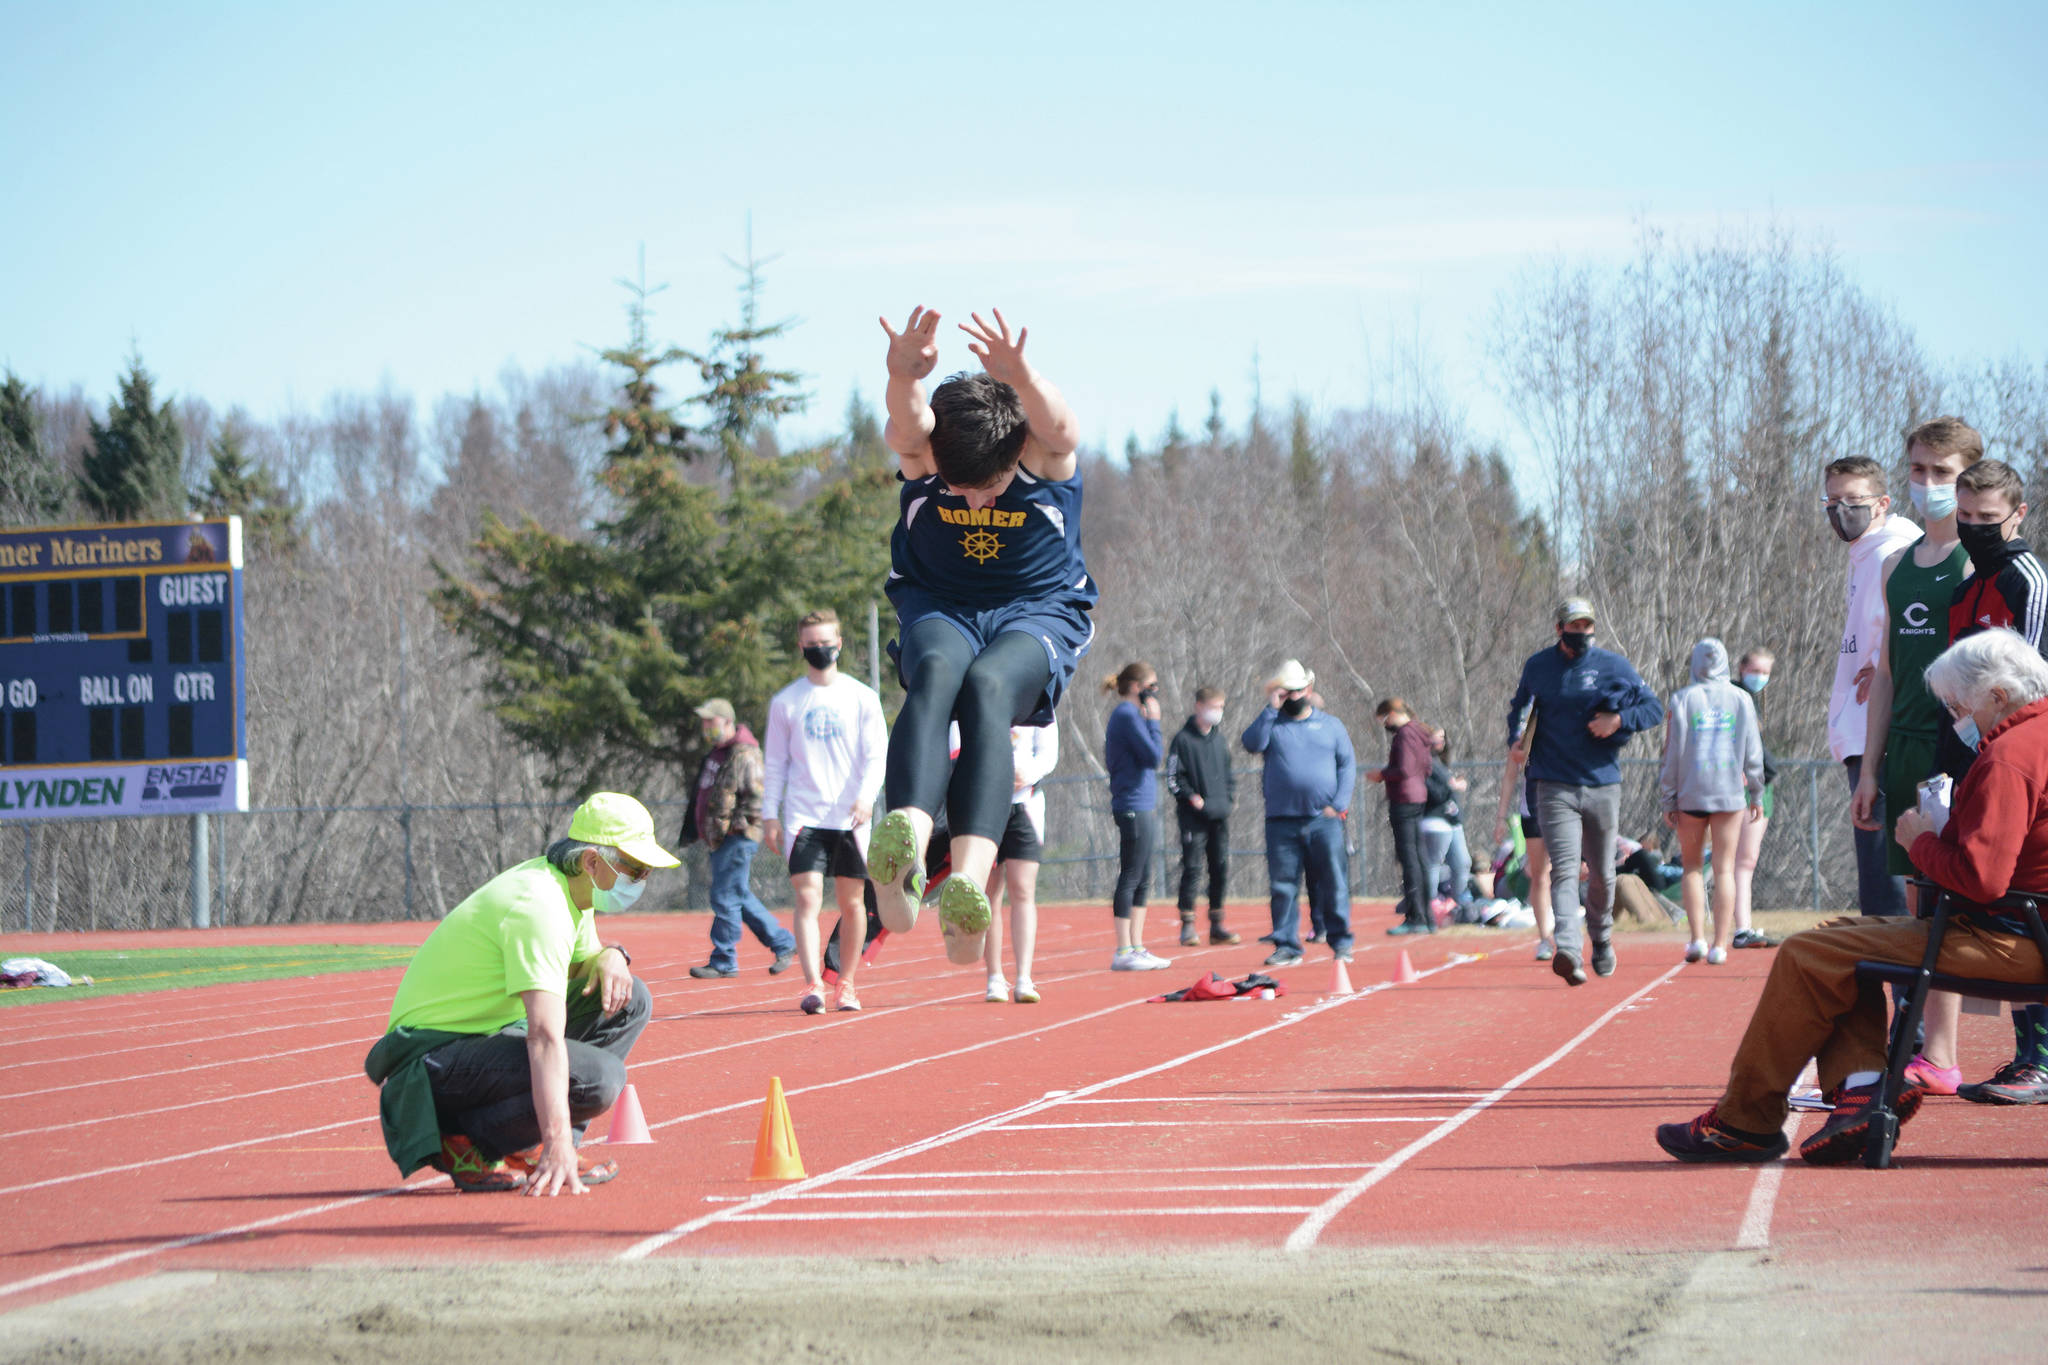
[1911,697,2048,906]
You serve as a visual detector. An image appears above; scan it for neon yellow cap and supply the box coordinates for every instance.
[567,792,680,869]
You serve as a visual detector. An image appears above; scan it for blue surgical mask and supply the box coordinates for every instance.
[594,856,648,912]
[1954,714,1982,752]
[1741,672,1769,693]
[1910,480,1957,521]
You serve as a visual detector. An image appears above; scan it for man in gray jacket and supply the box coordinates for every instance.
[1658,638,1765,965]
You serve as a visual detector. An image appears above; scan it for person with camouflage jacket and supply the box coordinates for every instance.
[682,699,795,979]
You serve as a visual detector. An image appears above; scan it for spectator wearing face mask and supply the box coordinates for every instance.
[1729,648,1780,951]
[1418,726,1474,918]
[1166,686,1240,947]
[1368,698,1437,936]
[1104,662,1170,971]
[1242,660,1357,967]
[1506,598,1664,986]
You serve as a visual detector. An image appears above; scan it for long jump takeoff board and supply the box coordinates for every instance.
[0,518,249,821]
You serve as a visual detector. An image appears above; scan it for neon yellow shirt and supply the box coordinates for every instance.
[386,858,603,1035]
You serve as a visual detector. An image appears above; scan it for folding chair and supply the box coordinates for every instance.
[1853,879,2048,1168]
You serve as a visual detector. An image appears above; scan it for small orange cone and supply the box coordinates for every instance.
[1392,951,1420,985]
[1329,958,1354,994]
[749,1076,807,1181]
[605,1083,653,1145]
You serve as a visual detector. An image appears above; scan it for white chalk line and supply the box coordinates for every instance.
[1283,962,1689,1251]
[620,952,1480,1259]
[994,1116,1456,1130]
[703,1182,1348,1201]
[849,1162,1380,1178]
[1053,1092,1484,1105]
[0,1115,379,1199]
[1734,1060,1817,1250]
[724,1206,1317,1221]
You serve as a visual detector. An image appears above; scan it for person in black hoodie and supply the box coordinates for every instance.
[1166,686,1241,946]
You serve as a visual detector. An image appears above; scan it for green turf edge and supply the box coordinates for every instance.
[0,944,416,1006]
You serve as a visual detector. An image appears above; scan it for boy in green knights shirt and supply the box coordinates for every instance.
[365,793,676,1195]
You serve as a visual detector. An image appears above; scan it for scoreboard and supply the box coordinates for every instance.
[0,518,249,822]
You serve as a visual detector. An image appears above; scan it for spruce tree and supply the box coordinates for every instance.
[80,354,186,522]
[192,423,301,558]
[0,371,70,525]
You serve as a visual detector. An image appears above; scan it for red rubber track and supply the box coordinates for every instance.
[3,904,2046,1310]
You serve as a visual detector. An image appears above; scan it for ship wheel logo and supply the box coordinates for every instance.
[960,528,1004,564]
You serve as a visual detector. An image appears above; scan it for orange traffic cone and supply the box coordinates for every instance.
[749,1076,807,1181]
[1392,951,1420,985]
[605,1083,653,1145]
[1329,957,1354,994]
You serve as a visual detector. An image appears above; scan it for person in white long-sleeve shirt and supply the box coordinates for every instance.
[763,609,889,1014]
[983,722,1058,1004]
[1824,455,1919,918]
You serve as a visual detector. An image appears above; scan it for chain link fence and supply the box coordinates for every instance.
[3,757,1863,934]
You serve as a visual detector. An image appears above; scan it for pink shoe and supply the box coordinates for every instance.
[832,981,862,1012]
[1902,1055,1961,1095]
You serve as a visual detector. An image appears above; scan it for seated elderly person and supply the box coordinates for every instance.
[1657,628,2048,1165]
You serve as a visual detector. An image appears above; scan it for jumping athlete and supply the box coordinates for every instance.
[867,306,1095,965]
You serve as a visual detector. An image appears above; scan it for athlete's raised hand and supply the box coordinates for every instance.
[960,309,1031,387]
[880,307,942,380]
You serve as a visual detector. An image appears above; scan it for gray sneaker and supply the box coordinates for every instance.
[1534,938,1555,962]
[1591,941,1617,977]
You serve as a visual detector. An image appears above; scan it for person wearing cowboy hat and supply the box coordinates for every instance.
[1241,659,1357,968]
[366,793,677,1196]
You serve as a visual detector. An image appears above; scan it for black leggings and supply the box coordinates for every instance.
[887,621,1052,843]
[1113,808,1157,919]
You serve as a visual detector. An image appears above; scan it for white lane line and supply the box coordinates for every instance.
[703,1182,1347,1200]
[8,1039,370,1100]
[1053,1093,1484,1105]
[994,1116,1455,1130]
[1734,1061,1817,1250]
[0,1173,442,1302]
[850,1163,1379,1179]
[7,1074,359,1140]
[1284,962,1688,1252]
[727,1206,1316,1221]
[0,1116,376,1199]
[621,952,1481,1259]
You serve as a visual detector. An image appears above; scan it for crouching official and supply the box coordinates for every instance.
[365,793,676,1195]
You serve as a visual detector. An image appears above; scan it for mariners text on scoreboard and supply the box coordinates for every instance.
[0,534,168,570]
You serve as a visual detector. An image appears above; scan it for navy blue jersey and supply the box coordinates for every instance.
[888,467,1096,612]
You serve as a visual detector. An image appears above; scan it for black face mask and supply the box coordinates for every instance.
[1957,519,2013,569]
[1559,630,1593,659]
[802,643,840,670]
[1280,696,1311,718]
[1828,503,1875,543]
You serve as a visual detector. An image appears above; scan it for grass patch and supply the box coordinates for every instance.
[0,943,416,1006]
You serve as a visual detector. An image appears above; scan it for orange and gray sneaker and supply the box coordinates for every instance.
[505,1143,620,1187]
[832,980,862,1012]
[433,1134,527,1193]
[1799,1081,1923,1165]
[1654,1106,1789,1163]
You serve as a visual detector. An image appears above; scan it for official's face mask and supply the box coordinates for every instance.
[1280,696,1311,718]
[1559,629,1594,658]
[1740,672,1770,693]
[594,856,648,912]
[1197,707,1223,727]
[802,643,840,671]
[1909,480,1958,522]
[1957,518,2014,568]
[1828,503,1875,543]
[1954,713,1982,752]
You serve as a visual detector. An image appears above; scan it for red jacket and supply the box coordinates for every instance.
[1380,720,1433,807]
[1911,697,2048,903]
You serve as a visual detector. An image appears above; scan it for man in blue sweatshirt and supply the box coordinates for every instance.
[1242,659,1357,967]
[1507,599,1664,986]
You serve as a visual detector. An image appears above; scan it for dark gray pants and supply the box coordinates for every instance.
[421,977,652,1161]
[1535,780,1620,960]
[1842,754,1907,917]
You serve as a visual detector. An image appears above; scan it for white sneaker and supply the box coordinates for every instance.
[985,974,1009,1003]
[1706,946,1728,965]
[1685,940,1706,963]
[1012,978,1040,1004]
[1111,948,1141,971]
[1129,948,1173,970]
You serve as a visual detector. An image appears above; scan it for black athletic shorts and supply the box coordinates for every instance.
[995,803,1043,865]
[786,826,868,880]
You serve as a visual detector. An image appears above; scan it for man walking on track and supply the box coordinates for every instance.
[364,793,673,1195]
[1167,686,1240,947]
[764,608,889,1016]
[1242,659,1356,968]
[1506,598,1663,987]
[681,699,795,980]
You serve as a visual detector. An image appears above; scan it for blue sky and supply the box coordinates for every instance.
[4,1,2044,458]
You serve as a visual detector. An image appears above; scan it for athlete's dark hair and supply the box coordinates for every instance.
[1194,686,1225,704]
[1824,455,1887,491]
[1958,458,2024,508]
[929,372,1029,489]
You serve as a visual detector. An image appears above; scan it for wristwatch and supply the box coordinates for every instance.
[603,943,632,967]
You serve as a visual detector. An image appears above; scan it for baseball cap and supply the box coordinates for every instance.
[694,698,737,724]
[1268,659,1315,692]
[567,793,680,869]
[1555,597,1597,627]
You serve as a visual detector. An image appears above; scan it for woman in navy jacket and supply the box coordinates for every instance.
[1104,662,1170,971]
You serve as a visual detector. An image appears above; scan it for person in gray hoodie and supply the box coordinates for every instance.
[1658,638,1765,966]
